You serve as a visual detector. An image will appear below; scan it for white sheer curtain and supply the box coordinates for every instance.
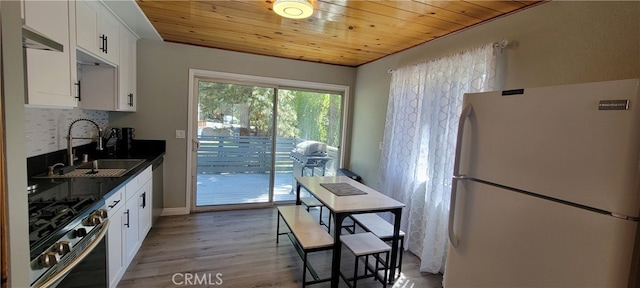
[376,43,497,274]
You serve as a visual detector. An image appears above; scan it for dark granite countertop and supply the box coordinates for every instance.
[27,140,166,256]
[27,139,166,204]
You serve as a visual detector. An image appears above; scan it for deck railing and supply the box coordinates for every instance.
[197,136,300,174]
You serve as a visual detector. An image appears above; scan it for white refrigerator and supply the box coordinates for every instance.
[444,79,640,287]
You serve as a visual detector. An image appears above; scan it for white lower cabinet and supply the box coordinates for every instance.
[107,207,125,288]
[138,179,153,240]
[106,187,125,288]
[123,192,140,266]
[107,166,153,288]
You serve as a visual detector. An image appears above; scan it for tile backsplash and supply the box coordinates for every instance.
[25,107,109,157]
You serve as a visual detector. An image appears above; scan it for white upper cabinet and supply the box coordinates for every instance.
[75,0,99,53]
[21,0,140,110]
[100,9,120,64]
[118,27,137,111]
[75,0,119,65]
[76,0,139,112]
[23,0,77,108]
[79,26,137,112]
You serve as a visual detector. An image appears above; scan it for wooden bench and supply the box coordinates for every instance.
[350,213,405,277]
[276,205,334,287]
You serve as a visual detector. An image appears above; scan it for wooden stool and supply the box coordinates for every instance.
[340,232,391,288]
[351,213,405,277]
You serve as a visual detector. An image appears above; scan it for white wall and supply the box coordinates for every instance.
[351,1,640,186]
[110,40,356,209]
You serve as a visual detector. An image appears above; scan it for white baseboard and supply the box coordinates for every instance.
[161,207,190,216]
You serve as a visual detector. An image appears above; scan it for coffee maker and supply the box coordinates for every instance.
[103,128,120,158]
[120,127,135,156]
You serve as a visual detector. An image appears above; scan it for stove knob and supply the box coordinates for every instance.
[56,241,71,256]
[40,252,58,268]
[76,228,87,238]
[87,215,101,226]
[95,209,108,219]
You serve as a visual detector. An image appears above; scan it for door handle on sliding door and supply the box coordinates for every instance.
[449,104,474,248]
[193,138,200,151]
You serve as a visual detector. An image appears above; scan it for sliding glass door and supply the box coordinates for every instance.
[193,78,343,208]
[195,81,275,206]
[274,88,342,202]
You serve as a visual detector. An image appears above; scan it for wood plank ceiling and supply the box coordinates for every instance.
[136,0,544,67]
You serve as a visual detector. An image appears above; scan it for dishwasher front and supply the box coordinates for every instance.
[151,156,164,225]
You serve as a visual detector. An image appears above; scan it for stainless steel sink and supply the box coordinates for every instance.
[75,159,145,170]
[36,159,146,178]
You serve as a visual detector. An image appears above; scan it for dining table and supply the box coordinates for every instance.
[295,175,405,288]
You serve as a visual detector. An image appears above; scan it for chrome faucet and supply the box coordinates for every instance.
[67,119,103,166]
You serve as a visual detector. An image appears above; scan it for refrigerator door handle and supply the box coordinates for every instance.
[449,103,474,248]
[449,177,462,247]
[452,103,474,177]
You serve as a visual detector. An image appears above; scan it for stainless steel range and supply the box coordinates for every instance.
[28,179,111,288]
[29,197,97,244]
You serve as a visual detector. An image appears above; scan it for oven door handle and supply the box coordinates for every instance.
[36,220,110,288]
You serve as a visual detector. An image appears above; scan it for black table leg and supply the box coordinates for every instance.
[389,208,402,283]
[295,180,301,205]
[331,213,347,288]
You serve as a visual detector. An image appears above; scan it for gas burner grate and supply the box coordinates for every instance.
[28,196,96,245]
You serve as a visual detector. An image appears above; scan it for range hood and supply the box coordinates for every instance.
[22,25,63,52]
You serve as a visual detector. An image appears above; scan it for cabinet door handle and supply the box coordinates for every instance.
[128,93,134,107]
[124,209,130,228]
[104,35,108,53]
[99,35,105,52]
[140,192,146,208]
[74,81,81,101]
[108,199,120,209]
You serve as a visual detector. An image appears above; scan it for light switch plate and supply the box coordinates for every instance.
[175,130,186,139]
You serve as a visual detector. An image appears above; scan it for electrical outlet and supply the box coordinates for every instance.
[175,130,186,139]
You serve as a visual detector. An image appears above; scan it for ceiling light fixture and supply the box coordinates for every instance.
[273,0,313,19]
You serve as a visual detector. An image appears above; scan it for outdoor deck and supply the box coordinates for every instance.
[196,172,311,206]
[195,135,336,206]
[196,173,295,206]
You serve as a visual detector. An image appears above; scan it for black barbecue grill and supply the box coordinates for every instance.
[290,141,332,179]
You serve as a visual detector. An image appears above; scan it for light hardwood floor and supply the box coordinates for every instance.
[118,207,443,288]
